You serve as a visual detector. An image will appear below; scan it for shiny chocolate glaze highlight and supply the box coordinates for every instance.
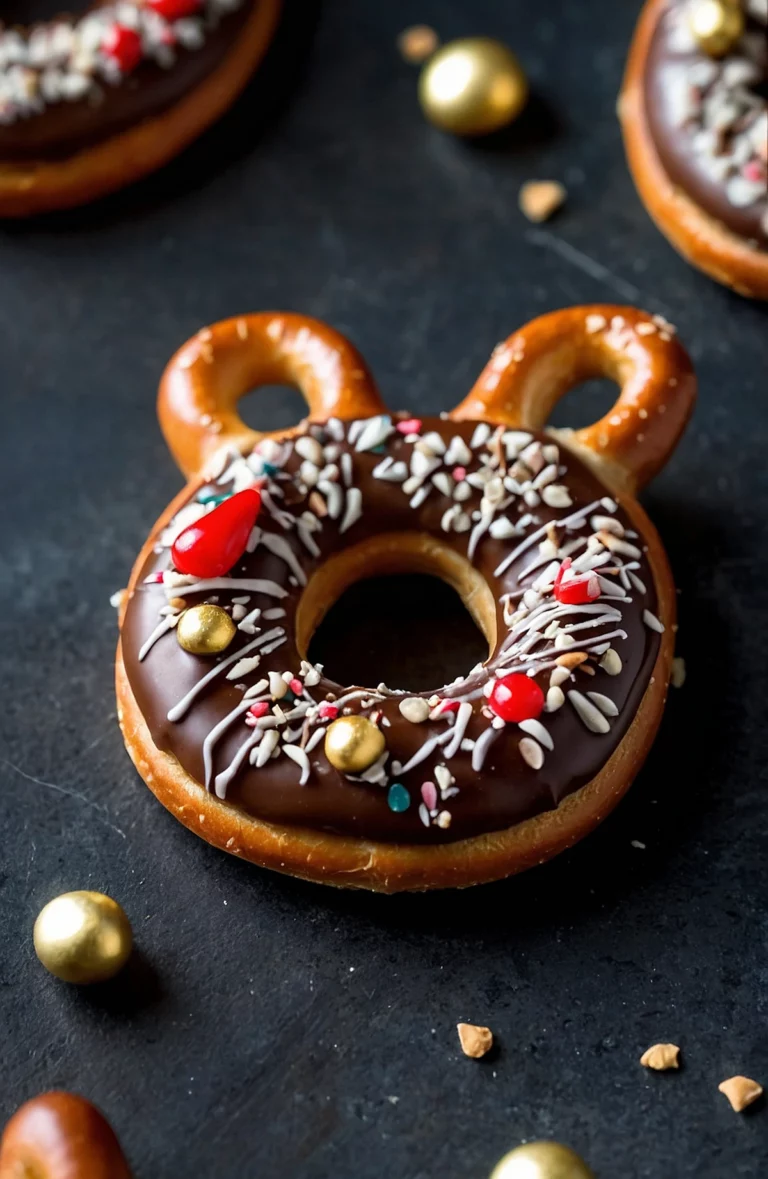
[121,418,661,844]
[0,3,252,160]
[644,1,768,248]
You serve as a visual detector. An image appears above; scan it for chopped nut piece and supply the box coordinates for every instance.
[457,1022,494,1059]
[555,651,588,669]
[519,180,567,223]
[640,1043,680,1071]
[671,657,686,688]
[397,24,439,63]
[399,697,430,723]
[718,1076,763,1112]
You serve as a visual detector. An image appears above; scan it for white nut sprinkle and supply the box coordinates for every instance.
[294,436,324,466]
[599,648,622,676]
[519,736,544,769]
[546,685,565,712]
[643,609,665,633]
[518,719,553,750]
[398,697,430,723]
[587,691,619,717]
[489,517,518,539]
[586,313,607,334]
[568,690,611,734]
[550,666,570,688]
[268,671,288,699]
[541,484,573,509]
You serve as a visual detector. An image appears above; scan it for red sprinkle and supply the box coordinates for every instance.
[743,160,765,182]
[172,488,261,579]
[554,558,601,605]
[289,678,304,696]
[248,702,270,720]
[102,25,142,72]
[148,0,202,17]
[396,418,422,435]
[452,466,467,481]
[489,674,545,724]
[433,699,460,715]
[145,572,165,584]
[319,703,339,720]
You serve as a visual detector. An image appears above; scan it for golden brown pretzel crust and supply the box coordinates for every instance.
[0,1092,131,1179]
[117,304,694,891]
[619,0,768,300]
[0,0,281,218]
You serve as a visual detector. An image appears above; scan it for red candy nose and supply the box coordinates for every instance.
[148,0,202,17]
[489,673,545,723]
[172,488,261,579]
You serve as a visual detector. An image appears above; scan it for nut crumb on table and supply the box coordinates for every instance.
[640,1043,680,1071]
[718,1075,763,1112]
[457,1022,494,1058]
[519,181,567,223]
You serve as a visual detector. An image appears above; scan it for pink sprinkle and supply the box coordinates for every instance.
[248,702,269,720]
[289,677,303,696]
[743,160,764,182]
[397,418,422,435]
[319,703,339,720]
[421,781,438,810]
[452,466,467,481]
[435,699,460,714]
[145,572,165,584]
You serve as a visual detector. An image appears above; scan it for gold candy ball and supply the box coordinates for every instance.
[418,37,528,137]
[688,0,744,57]
[33,891,133,985]
[324,715,386,774]
[176,603,236,655]
[490,1142,595,1179]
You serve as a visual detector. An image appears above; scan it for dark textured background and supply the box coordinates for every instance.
[1,2,767,1176]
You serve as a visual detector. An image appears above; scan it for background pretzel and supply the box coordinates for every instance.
[0,1092,131,1179]
[158,312,387,478]
[451,305,695,494]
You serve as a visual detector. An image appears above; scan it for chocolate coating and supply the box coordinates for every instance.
[121,418,661,844]
[0,3,252,160]
[644,1,768,248]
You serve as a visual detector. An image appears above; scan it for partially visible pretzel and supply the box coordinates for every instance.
[158,312,388,478]
[451,305,695,495]
[619,0,768,300]
[0,1092,131,1179]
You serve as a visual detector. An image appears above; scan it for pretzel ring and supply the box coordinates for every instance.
[0,1092,131,1179]
[620,0,768,299]
[116,305,695,891]
[0,0,281,218]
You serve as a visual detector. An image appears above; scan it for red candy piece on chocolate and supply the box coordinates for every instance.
[489,673,544,723]
[148,0,203,18]
[102,25,142,72]
[172,489,261,578]
[553,559,601,606]
[396,418,422,435]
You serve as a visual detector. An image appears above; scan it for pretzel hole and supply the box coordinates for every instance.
[547,377,618,431]
[298,533,494,692]
[238,384,307,433]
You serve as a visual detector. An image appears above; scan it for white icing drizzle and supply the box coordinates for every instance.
[138,616,175,662]
[167,628,284,722]
[163,577,288,599]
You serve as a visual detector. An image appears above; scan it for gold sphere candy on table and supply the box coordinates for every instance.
[490,1141,595,1179]
[176,604,236,656]
[688,0,745,56]
[33,892,133,985]
[418,37,528,136]
[324,715,386,774]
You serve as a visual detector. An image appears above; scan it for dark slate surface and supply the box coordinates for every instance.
[1,2,767,1176]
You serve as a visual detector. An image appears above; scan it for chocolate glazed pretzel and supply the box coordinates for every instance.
[0,1,281,217]
[0,1092,131,1179]
[117,306,695,892]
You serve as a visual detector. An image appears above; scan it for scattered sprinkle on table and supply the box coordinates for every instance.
[397,25,439,64]
[519,180,567,223]
[457,1022,494,1059]
[640,1043,680,1071]
[671,656,686,688]
[718,1075,763,1112]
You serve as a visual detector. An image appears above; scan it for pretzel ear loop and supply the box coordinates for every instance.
[450,306,696,493]
[158,313,388,478]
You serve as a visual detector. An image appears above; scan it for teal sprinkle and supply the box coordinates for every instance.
[197,491,232,506]
[261,461,280,476]
[387,783,410,813]
[283,689,296,705]
[370,444,387,454]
